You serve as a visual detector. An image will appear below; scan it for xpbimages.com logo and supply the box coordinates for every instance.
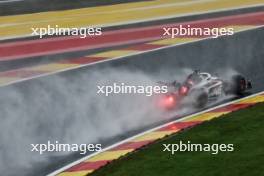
[31,25,102,38]
[163,25,234,38]
[97,83,168,96]
[31,141,102,155]
[163,141,234,155]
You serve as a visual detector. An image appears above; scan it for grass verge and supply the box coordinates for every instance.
[91,103,264,176]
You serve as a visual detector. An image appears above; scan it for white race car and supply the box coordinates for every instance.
[159,70,252,109]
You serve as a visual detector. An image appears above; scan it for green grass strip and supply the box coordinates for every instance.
[91,103,264,176]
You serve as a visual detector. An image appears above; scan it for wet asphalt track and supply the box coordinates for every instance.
[0,2,264,175]
[0,25,263,175]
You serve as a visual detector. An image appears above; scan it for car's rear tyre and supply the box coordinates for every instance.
[230,75,248,95]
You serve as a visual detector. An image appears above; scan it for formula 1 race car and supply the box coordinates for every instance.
[158,70,252,110]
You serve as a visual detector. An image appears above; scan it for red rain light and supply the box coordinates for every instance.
[162,95,176,109]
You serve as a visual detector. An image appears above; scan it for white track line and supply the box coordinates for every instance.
[1,25,263,89]
[0,0,24,3]
[48,90,264,176]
